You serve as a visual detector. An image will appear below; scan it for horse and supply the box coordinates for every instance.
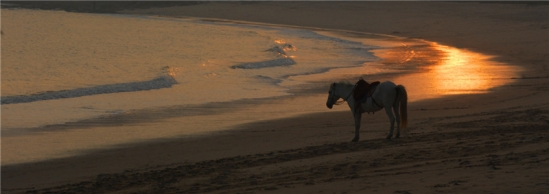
[326,81,408,142]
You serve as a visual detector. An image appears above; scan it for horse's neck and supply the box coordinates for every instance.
[337,83,355,100]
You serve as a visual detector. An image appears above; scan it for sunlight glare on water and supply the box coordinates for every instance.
[391,42,521,101]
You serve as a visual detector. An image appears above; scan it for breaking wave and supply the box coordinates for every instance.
[231,58,296,69]
[1,75,177,105]
[231,44,297,69]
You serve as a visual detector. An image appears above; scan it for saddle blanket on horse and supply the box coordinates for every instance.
[353,78,380,103]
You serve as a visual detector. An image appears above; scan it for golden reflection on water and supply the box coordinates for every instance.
[386,42,520,102]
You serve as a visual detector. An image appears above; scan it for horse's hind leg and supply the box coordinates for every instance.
[393,104,401,138]
[352,113,362,142]
[385,106,396,140]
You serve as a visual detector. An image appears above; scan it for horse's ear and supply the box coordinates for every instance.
[331,83,336,87]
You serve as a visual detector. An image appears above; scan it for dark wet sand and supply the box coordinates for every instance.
[2,2,549,193]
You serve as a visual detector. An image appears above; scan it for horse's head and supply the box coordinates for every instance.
[326,83,340,109]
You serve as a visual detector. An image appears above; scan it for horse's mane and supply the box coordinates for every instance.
[334,81,354,86]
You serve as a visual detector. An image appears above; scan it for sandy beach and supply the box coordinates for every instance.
[2,2,549,193]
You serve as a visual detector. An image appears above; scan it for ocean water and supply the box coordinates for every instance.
[1,9,380,130]
[1,9,519,165]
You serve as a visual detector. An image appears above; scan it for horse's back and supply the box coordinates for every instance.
[375,81,397,93]
[372,81,398,106]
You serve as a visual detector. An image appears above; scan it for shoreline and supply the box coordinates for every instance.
[0,18,517,166]
[0,9,481,166]
[2,2,549,193]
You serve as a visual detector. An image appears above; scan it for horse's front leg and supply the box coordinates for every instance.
[352,112,362,142]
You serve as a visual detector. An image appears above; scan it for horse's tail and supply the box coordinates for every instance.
[396,85,408,128]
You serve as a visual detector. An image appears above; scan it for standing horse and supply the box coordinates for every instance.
[326,81,408,142]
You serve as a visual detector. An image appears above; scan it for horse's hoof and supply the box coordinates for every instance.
[386,135,392,140]
[351,138,359,142]
[395,134,400,138]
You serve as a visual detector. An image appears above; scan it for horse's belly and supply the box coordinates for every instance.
[360,98,384,113]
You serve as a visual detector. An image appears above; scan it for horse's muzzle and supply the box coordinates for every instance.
[327,103,333,109]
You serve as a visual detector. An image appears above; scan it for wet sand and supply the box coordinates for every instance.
[2,2,549,193]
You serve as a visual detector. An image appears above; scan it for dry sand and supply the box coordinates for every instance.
[2,2,549,193]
